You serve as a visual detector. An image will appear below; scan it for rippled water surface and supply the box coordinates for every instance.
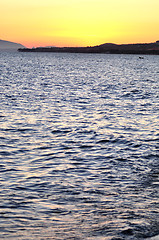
[0,52,159,239]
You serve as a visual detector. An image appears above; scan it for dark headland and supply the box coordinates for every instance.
[18,41,159,55]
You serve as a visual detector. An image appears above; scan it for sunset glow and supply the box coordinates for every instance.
[1,0,159,47]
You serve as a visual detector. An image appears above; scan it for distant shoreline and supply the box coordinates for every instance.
[18,41,159,55]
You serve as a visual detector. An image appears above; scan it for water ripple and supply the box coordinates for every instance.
[0,52,158,239]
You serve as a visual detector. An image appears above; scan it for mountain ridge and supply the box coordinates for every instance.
[18,40,159,55]
[0,39,25,50]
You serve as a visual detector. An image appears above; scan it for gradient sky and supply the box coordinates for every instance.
[1,0,159,47]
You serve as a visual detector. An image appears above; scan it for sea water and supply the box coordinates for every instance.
[0,51,159,239]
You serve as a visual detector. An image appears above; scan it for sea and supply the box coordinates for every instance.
[0,51,158,240]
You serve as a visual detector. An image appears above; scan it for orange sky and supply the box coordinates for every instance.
[0,0,159,48]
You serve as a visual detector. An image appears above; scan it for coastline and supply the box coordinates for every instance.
[18,41,159,55]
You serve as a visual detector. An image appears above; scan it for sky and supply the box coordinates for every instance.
[0,0,159,48]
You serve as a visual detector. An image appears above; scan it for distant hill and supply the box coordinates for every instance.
[18,40,159,55]
[0,39,25,50]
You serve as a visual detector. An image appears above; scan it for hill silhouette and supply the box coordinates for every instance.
[18,41,159,55]
[0,40,25,50]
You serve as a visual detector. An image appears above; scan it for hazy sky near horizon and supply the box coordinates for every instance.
[1,0,159,47]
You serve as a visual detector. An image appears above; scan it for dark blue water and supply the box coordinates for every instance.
[0,51,159,239]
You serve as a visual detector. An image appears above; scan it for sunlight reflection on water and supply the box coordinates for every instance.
[0,52,159,239]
